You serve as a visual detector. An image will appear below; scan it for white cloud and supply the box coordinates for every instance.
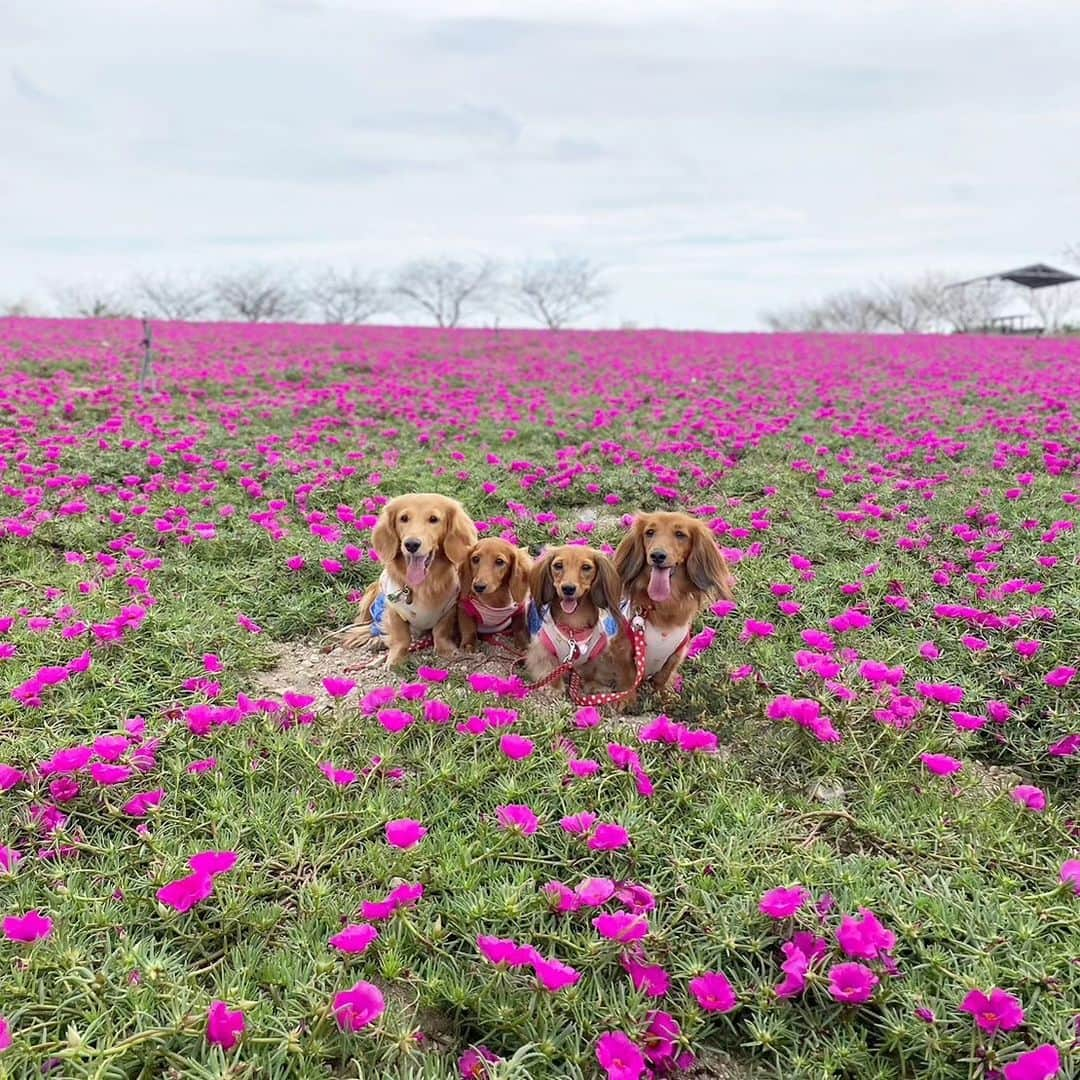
[2,0,1078,327]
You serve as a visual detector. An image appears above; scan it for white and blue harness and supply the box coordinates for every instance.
[368,571,458,640]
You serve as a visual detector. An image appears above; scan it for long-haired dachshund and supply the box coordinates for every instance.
[524,544,633,692]
[611,511,733,701]
[341,493,477,666]
[457,538,531,651]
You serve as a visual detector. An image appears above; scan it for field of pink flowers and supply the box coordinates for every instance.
[0,318,1077,1080]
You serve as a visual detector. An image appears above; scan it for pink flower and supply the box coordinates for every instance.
[568,758,601,778]
[0,1015,10,1053]
[361,882,423,920]
[333,981,386,1031]
[828,962,879,1004]
[917,681,965,705]
[123,789,165,817]
[499,734,534,759]
[690,970,737,1012]
[560,812,597,835]
[1014,640,1041,658]
[459,1046,503,1078]
[836,909,896,960]
[596,1031,646,1080]
[759,885,809,918]
[330,923,379,955]
[574,706,602,728]
[377,708,414,733]
[90,762,132,786]
[1061,860,1080,894]
[206,1000,244,1051]
[588,823,630,851]
[3,909,53,942]
[386,819,427,848]
[1003,1044,1061,1080]
[620,953,669,997]
[576,877,616,906]
[1011,785,1047,811]
[919,641,941,660]
[187,757,217,774]
[417,666,449,683]
[642,1010,680,1064]
[593,911,648,943]
[775,940,809,999]
[920,753,963,776]
[0,846,21,873]
[533,956,582,991]
[157,872,214,912]
[1045,666,1076,688]
[203,653,223,673]
[951,710,987,731]
[496,804,539,835]
[323,677,356,698]
[320,761,357,786]
[959,987,1025,1033]
[476,935,537,968]
[742,619,775,639]
[0,765,25,791]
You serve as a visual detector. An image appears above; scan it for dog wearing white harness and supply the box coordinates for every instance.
[340,493,477,667]
[524,544,632,694]
[609,511,733,705]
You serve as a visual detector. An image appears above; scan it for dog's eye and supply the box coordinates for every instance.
[644,529,655,538]
[471,555,480,564]
[429,515,439,524]
[675,531,688,540]
[495,558,506,567]
[400,514,410,523]
[582,563,593,574]
[553,561,563,571]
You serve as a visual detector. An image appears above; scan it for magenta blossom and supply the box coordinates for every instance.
[385,819,427,848]
[775,941,809,999]
[533,956,582,992]
[836,909,896,960]
[333,980,386,1031]
[690,970,737,1012]
[206,1000,245,1051]
[596,1031,646,1080]
[759,885,809,918]
[1002,1044,1061,1080]
[496,804,539,835]
[499,734,534,759]
[588,823,631,851]
[920,753,963,776]
[459,1046,503,1078]
[476,935,537,968]
[1011,785,1047,811]
[330,923,379,955]
[3,909,53,943]
[593,911,648,943]
[959,987,1025,1033]
[1061,860,1080,894]
[189,851,237,877]
[1045,666,1076,688]
[157,872,214,913]
[828,962,879,1004]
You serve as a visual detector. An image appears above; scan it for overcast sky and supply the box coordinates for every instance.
[3,0,1079,329]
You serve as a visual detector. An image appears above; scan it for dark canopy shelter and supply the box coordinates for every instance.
[951,262,1080,290]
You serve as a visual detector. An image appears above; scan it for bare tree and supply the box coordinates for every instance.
[870,278,936,332]
[916,274,1011,332]
[212,267,306,322]
[1026,283,1080,334]
[508,257,610,329]
[391,258,499,328]
[760,303,827,331]
[51,284,132,318]
[1,296,40,317]
[132,274,211,320]
[816,290,886,332]
[307,268,385,324]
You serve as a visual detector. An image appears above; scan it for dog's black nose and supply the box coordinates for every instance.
[649,550,668,566]
[473,582,487,593]
[403,538,421,554]
[561,584,577,597]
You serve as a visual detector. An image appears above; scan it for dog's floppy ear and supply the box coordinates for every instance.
[591,552,623,614]
[529,550,556,609]
[372,498,401,565]
[457,542,477,592]
[443,499,479,565]
[508,547,531,605]
[687,521,733,598]
[613,518,647,584]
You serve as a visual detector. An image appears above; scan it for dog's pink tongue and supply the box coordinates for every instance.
[406,555,428,586]
[648,566,673,602]
[560,597,579,614]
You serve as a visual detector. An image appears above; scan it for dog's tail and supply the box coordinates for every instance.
[330,582,380,649]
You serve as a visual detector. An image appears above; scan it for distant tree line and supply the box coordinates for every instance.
[761,264,1080,335]
[2,257,611,329]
